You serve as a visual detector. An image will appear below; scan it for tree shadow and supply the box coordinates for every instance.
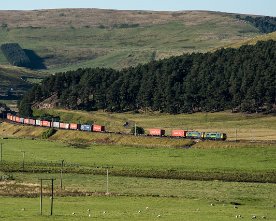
[23,49,47,70]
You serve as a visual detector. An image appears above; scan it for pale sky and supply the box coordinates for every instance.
[0,0,275,16]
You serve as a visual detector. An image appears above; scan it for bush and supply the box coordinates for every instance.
[131,126,145,135]
[41,128,57,139]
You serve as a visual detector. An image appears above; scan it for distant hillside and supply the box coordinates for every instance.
[21,40,276,116]
[0,65,46,96]
[226,31,276,48]
[0,9,263,72]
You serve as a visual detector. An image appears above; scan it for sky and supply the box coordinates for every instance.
[0,0,275,17]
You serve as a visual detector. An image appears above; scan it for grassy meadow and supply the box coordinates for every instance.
[1,194,275,221]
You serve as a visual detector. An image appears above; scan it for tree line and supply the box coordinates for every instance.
[20,40,276,117]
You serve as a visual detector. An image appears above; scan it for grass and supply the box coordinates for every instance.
[33,109,276,141]
[0,138,275,177]
[0,194,275,221]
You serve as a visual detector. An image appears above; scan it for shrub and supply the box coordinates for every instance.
[131,126,145,135]
[41,128,57,139]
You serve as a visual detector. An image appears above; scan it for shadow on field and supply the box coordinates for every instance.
[23,49,47,70]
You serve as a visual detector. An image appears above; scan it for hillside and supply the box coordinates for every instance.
[226,31,276,48]
[0,9,262,72]
[0,65,46,96]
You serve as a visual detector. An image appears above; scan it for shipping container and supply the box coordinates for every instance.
[41,120,51,127]
[149,128,165,136]
[93,124,105,132]
[36,120,41,126]
[19,118,24,124]
[52,122,60,128]
[80,124,92,131]
[186,131,202,139]
[29,119,36,125]
[60,123,70,129]
[6,113,11,120]
[171,130,187,137]
[12,116,16,122]
[15,116,20,123]
[70,123,80,130]
[24,118,29,124]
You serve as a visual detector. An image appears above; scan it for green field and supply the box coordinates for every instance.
[0,135,275,220]
[0,139,275,173]
[1,194,275,221]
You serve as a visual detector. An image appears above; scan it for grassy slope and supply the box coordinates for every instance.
[0,9,261,72]
[225,31,276,48]
[33,109,276,141]
[0,139,275,173]
[0,64,46,93]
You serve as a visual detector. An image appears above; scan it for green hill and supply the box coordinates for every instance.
[0,9,262,72]
[0,65,46,96]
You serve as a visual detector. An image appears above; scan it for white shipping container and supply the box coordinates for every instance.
[53,122,60,128]
[36,120,41,126]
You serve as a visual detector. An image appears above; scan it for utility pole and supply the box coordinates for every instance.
[21,151,25,171]
[60,160,64,190]
[0,143,3,162]
[102,166,112,194]
[106,168,109,194]
[40,179,43,215]
[51,179,54,216]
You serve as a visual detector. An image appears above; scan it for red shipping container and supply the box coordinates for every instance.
[149,128,165,136]
[29,119,36,125]
[24,119,29,124]
[70,123,80,130]
[15,117,20,123]
[41,120,51,127]
[12,116,16,121]
[7,114,11,120]
[171,130,187,137]
[60,123,70,129]
[93,124,105,132]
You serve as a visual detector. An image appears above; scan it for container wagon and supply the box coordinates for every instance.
[36,120,41,126]
[29,119,36,125]
[149,128,165,136]
[60,123,70,129]
[52,122,60,129]
[80,124,92,131]
[93,124,105,132]
[70,123,80,130]
[41,120,51,127]
[171,130,187,137]
[24,118,29,124]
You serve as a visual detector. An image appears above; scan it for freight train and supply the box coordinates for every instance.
[6,113,227,141]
